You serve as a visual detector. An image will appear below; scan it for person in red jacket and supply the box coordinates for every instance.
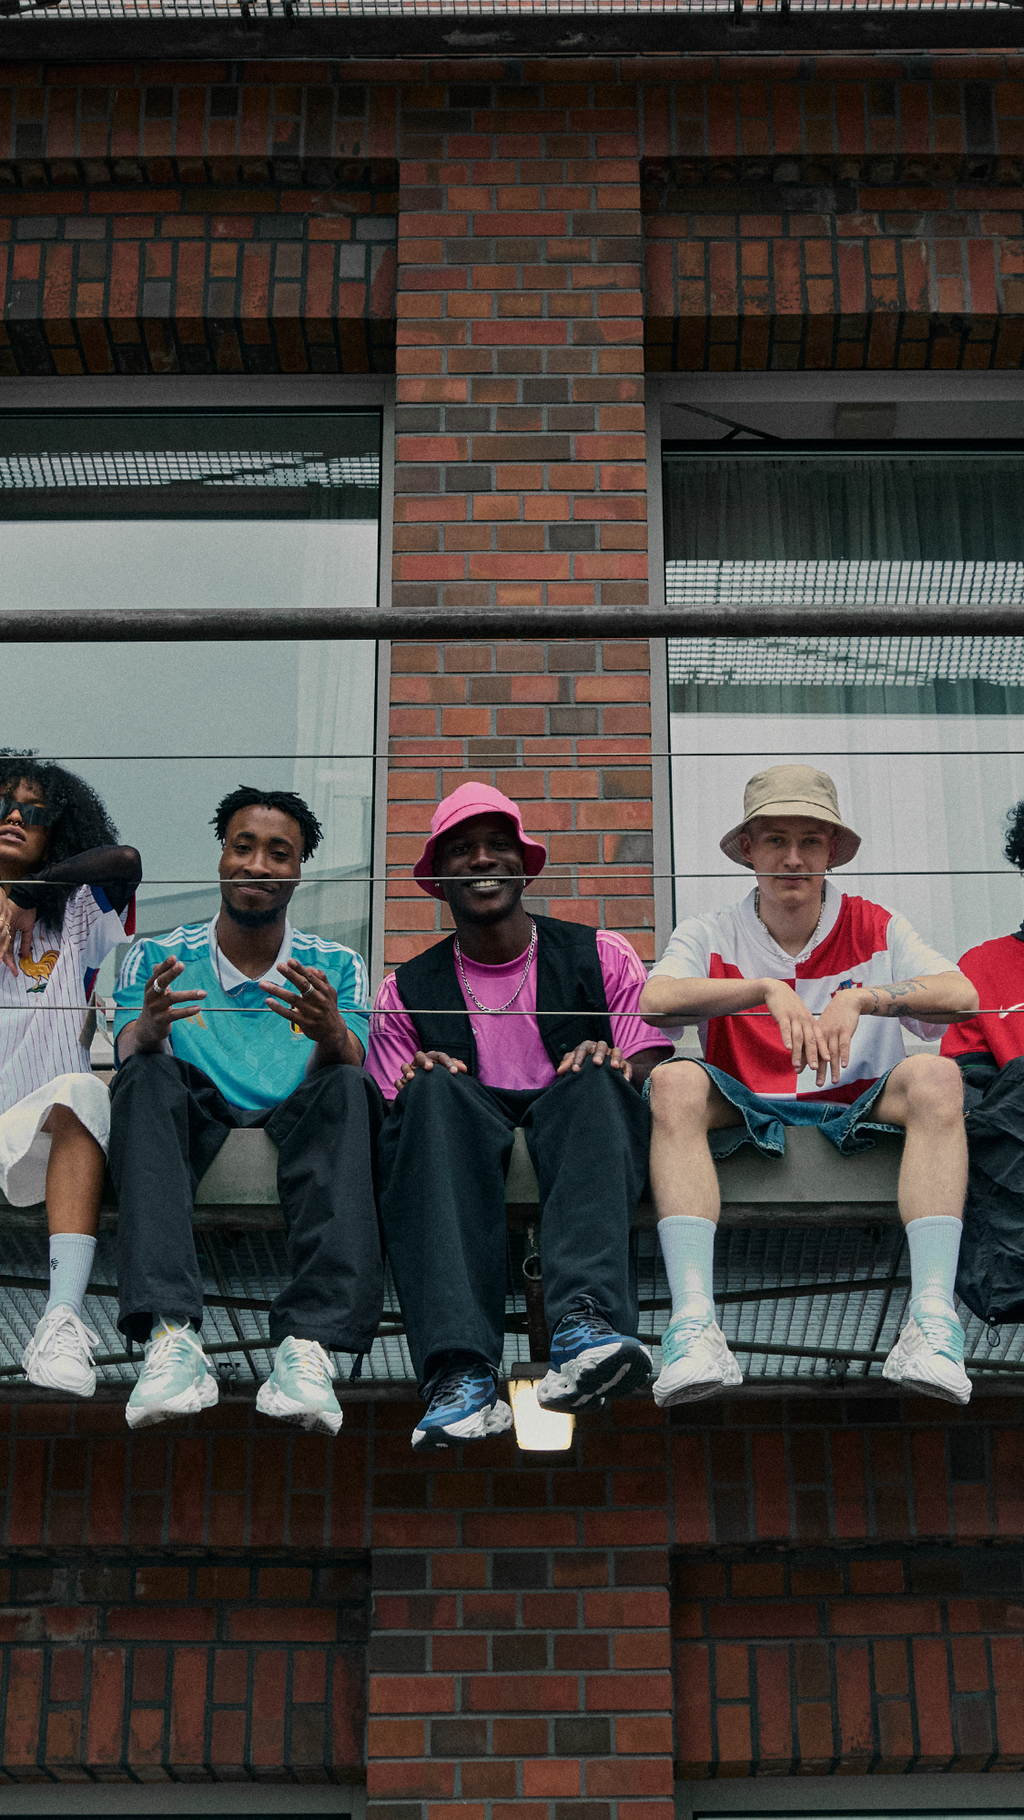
[941,799,1024,1079]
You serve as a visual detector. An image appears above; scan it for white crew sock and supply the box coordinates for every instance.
[906,1215,962,1323]
[658,1216,716,1326]
[44,1233,97,1319]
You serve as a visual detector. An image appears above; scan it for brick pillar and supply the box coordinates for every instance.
[385,638,655,966]
[367,1400,675,1820]
[392,62,647,621]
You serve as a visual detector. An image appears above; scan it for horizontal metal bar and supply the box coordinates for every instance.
[3,9,1023,58]
[7,604,1024,641]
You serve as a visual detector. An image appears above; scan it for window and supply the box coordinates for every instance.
[2,409,383,988]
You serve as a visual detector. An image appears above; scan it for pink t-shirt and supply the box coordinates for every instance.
[367,928,672,1097]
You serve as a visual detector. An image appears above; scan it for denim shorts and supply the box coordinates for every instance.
[643,1056,901,1161]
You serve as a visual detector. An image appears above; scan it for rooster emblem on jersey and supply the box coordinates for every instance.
[20,950,59,993]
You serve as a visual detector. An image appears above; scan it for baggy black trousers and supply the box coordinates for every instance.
[377,1060,652,1384]
[108,1052,386,1350]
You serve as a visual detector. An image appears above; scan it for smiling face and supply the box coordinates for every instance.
[218,804,302,929]
[434,812,528,927]
[740,815,839,919]
[0,778,52,881]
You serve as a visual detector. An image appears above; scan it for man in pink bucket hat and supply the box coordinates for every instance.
[366,782,672,1451]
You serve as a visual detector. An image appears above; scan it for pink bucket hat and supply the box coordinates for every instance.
[413,783,547,900]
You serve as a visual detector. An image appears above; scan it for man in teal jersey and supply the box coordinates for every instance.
[109,786,384,1436]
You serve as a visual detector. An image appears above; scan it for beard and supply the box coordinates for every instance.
[221,893,284,930]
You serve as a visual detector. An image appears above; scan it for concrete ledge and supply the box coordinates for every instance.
[0,1122,903,1231]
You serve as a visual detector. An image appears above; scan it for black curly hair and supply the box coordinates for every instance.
[0,749,120,935]
[1006,799,1024,874]
[212,786,323,863]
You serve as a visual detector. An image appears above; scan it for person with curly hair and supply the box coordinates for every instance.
[0,753,141,1397]
[109,786,384,1437]
[942,798,1024,1079]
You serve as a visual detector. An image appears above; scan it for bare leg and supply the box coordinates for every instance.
[648,1060,743,1226]
[42,1104,104,1239]
[870,1054,967,1227]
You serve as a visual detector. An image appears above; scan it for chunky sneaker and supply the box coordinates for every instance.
[256,1337,343,1436]
[536,1297,653,1412]
[22,1306,100,1398]
[125,1324,219,1430]
[882,1311,971,1406]
[412,1353,513,1452]
[652,1315,743,1408]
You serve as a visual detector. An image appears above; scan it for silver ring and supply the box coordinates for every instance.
[300,982,314,997]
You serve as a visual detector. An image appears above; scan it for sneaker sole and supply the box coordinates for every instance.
[125,1372,219,1431]
[256,1382,343,1436]
[881,1361,971,1406]
[652,1371,738,1409]
[537,1338,653,1412]
[411,1399,513,1453]
[22,1350,96,1399]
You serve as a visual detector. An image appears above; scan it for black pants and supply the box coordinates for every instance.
[108,1052,385,1350]
[377,1061,651,1383]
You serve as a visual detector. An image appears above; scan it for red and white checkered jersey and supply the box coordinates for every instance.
[650,882,953,1104]
[0,884,133,1116]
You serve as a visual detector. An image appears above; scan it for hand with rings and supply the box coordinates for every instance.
[260,958,360,1065]
[0,887,39,980]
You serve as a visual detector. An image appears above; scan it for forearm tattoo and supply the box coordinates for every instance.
[865,979,926,1016]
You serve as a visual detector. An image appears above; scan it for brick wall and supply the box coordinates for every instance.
[641,54,1024,371]
[3,1395,1024,1783]
[385,638,655,969]
[0,66,397,374]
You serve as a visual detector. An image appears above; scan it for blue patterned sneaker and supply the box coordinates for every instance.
[882,1311,971,1405]
[412,1353,513,1452]
[535,1297,653,1412]
[256,1336,343,1436]
[652,1315,742,1408]
[125,1322,219,1430]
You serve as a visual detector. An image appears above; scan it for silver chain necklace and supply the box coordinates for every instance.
[755,885,827,952]
[455,920,538,1013]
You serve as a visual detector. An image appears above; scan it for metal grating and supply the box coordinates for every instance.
[1,0,1016,18]
[665,564,1024,615]
[667,632,1024,689]
[0,451,380,492]
[0,1225,1020,1395]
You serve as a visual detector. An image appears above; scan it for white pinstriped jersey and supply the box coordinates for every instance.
[0,885,133,1116]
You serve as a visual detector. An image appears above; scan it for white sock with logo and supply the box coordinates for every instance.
[658,1216,716,1326]
[906,1215,962,1323]
[44,1233,96,1319]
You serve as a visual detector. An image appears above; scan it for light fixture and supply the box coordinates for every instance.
[507,1372,575,1452]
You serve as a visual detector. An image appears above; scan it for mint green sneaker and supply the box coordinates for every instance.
[125,1323,219,1431]
[256,1336,342,1436]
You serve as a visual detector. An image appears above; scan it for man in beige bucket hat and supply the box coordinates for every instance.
[639,764,979,1409]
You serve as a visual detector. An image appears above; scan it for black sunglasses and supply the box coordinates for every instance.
[0,797,57,829]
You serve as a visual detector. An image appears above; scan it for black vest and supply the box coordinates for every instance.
[393,915,613,1075]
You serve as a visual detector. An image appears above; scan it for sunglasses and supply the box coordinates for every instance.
[0,797,57,829]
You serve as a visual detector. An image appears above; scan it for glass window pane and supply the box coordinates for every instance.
[0,410,381,614]
[667,633,1024,984]
[5,637,378,995]
[663,450,1024,611]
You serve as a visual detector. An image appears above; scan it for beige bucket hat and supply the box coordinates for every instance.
[720,764,862,869]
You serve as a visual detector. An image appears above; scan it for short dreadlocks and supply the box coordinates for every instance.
[1005,799,1024,874]
[212,786,323,863]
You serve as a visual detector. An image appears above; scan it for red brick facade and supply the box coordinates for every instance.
[3,34,1024,1806]
[2,1395,1023,1784]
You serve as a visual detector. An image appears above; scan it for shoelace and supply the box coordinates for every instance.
[915,1313,965,1362]
[665,1315,709,1351]
[425,1360,490,1410]
[142,1328,206,1389]
[561,1296,614,1340]
[40,1309,99,1361]
[283,1339,332,1389]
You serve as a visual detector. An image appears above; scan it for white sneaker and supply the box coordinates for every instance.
[882,1311,971,1405]
[256,1337,343,1436]
[23,1306,100,1398]
[126,1324,219,1430]
[652,1315,743,1407]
